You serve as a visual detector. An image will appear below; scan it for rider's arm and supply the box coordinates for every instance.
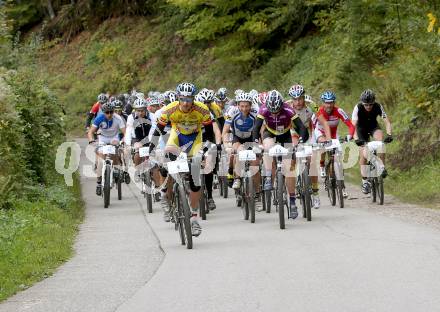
[337,108,355,137]
[85,112,95,128]
[351,105,359,139]
[292,115,309,142]
[87,125,97,142]
[317,114,332,140]
[222,123,231,142]
[252,117,264,142]
[213,122,222,145]
[124,114,134,145]
[379,104,392,135]
[149,122,167,153]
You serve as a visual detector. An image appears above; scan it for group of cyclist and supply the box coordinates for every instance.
[85,83,393,237]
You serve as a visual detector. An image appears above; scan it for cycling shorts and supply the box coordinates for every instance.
[166,129,203,157]
[262,129,292,145]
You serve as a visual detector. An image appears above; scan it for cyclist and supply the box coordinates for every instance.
[88,101,126,196]
[222,92,262,202]
[352,89,393,194]
[252,90,309,219]
[313,91,355,204]
[214,87,230,113]
[196,88,224,210]
[288,85,332,209]
[149,82,215,237]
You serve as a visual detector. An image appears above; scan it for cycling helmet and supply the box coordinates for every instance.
[249,89,259,99]
[198,89,215,103]
[163,90,177,104]
[136,92,145,99]
[252,93,260,107]
[234,89,244,96]
[149,97,162,106]
[288,84,305,98]
[360,89,375,104]
[266,90,284,113]
[235,92,253,103]
[176,82,197,97]
[320,90,336,103]
[216,87,228,101]
[133,98,147,109]
[113,99,123,110]
[101,101,114,112]
[97,93,108,103]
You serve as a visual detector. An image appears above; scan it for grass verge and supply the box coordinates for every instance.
[0,173,84,302]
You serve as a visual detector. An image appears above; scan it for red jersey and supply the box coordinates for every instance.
[90,102,102,115]
[315,106,355,139]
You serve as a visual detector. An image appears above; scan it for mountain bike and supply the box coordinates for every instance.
[295,144,313,221]
[366,141,387,205]
[138,146,155,213]
[323,139,346,208]
[99,144,122,208]
[235,148,260,223]
[167,152,196,249]
[267,144,292,230]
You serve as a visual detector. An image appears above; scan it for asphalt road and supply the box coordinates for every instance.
[2,139,440,312]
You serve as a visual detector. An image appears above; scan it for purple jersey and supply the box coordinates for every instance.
[257,103,298,135]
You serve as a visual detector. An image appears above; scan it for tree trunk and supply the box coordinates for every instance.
[46,0,56,20]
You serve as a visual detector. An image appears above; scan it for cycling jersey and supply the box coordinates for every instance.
[158,101,212,135]
[92,113,125,138]
[205,102,223,121]
[226,112,257,139]
[90,102,102,115]
[351,102,387,129]
[314,106,355,139]
[257,103,297,135]
[125,112,153,146]
[225,103,259,122]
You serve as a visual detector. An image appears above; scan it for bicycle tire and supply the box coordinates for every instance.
[104,164,111,208]
[264,190,271,213]
[175,187,186,246]
[246,177,255,223]
[145,173,153,213]
[241,182,249,220]
[179,185,193,249]
[371,178,377,203]
[222,176,228,198]
[277,171,285,229]
[336,180,344,208]
[302,170,312,222]
[378,177,384,205]
[199,175,207,220]
[117,169,122,200]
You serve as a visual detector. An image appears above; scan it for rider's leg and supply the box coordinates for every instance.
[262,137,275,190]
[372,129,386,177]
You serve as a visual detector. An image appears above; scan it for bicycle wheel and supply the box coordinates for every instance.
[145,173,153,213]
[246,177,255,223]
[222,176,228,198]
[298,175,306,219]
[219,176,224,197]
[302,170,312,222]
[179,185,193,249]
[377,177,384,205]
[103,164,111,208]
[264,190,271,213]
[371,178,377,203]
[277,171,285,230]
[241,182,249,220]
[116,169,122,200]
[336,180,344,208]
[199,175,207,220]
[175,188,186,246]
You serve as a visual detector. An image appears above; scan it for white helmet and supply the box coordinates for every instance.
[149,97,162,106]
[197,89,215,103]
[234,89,244,96]
[133,98,147,109]
[235,92,253,103]
[249,89,258,98]
[136,92,145,99]
[266,90,284,113]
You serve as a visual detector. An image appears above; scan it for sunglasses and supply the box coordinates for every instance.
[104,110,114,114]
[362,102,374,107]
[179,97,194,103]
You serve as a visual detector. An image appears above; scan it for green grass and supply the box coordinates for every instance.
[0,174,84,302]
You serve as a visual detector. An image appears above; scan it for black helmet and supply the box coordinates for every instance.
[360,89,375,104]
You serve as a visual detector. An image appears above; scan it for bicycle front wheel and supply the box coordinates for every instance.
[302,170,312,222]
[145,173,153,213]
[336,180,344,208]
[277,171,285,230]
[377,177,384,205]
[246,177,255,223]
[179,185,193,249]
[175,188,186,246]
[103,164,111,208]
[371,178,377,203]
[199,175,207,220]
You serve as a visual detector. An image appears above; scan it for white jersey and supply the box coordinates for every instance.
[92,113,125,138]
[125,111,154,146]
[224,103,259,122]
